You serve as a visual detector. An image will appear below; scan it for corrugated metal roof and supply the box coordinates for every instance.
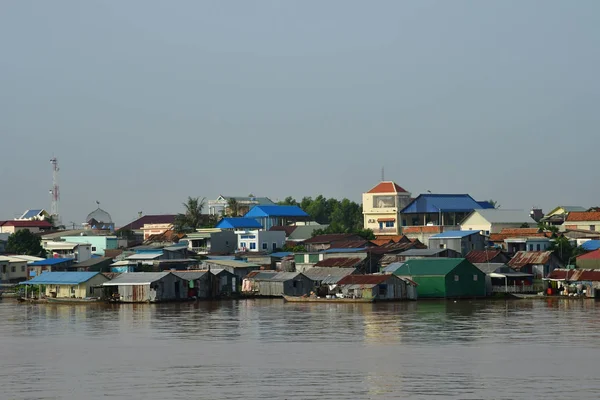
[126,253,162,260]
[473,263,512,274]
[577,249,600,260]
[547,269,600,281]
[172,271,209,280]
[338,274,392,285]
[303,267,356,284]
[215,218,263,229]
[245,271,278,280]
[203,259,260,268]
[287,225,328,240]
[103,272,172,286]
[29,258,73,266]
[44,242,81,250]
[430,230,480,239]
[20,209,44,219]
[315,257,363,268]
[244,205,309,218]
[76,257,112,267]
[466,250,503,263]
[399,248,447,256]
[23,271,103,285]
[321,248,367,254]
[270,252,293,258]
[402,226,445,234]
[383,262,405,273]
[581,240,600,251]
[367,181,408,194]
[329,239,370,249]
[118,215,177,231]
[303,233,361,244]
[508,251,553,269]
[401,194,485,214]
[393,258,468,276]
[0,220,53,228]
[8,255,45,262]
[467,209,534,224]
[256,272,307,282]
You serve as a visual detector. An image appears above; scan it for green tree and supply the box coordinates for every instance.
[488,199,500,209]
[227,198,240,217]
[278,196,299,206]
[174,197,206,233]
[6,230,46,257]
[548,236,582,264]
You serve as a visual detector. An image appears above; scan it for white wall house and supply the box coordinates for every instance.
[42,241,92,263]
[237,230,286,253]
[460,209,535,235]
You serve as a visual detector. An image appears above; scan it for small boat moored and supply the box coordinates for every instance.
[283,295,374,303]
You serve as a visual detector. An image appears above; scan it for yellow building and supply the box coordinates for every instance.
[362,181,411,235]
[23,271,109,299]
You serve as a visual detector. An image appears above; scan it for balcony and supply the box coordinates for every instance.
[191,247,210,255]
[374,228,398,234]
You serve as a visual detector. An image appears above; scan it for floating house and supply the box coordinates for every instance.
[22,271,109,299]
[202,259,260,286]
[208,268,239,297]
[242,271,314,297]
[392,258,486,298]
[335,274,417,301]
[472,263,533,295]
[102,272,188,303]
[172,271,213,299]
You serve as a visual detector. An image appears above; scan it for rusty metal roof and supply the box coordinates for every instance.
[303,234,362,244]
[546,269,600,281]
[466,250,504,264]
[508,251,553,269]
[303,267,356,284]
[314,257,363,268]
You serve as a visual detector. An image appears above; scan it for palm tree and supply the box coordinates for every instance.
[227,198,240,217]
[174,197,206,233]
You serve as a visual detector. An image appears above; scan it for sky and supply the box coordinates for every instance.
[1,0,599,226]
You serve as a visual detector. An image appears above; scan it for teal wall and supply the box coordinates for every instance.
[61,236,118,256]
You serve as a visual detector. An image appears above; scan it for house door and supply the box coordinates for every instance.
[174,281,180,298]
[272,243,277,251]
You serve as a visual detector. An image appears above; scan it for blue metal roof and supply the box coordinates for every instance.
[22,271,101,285]
[477,201,495,209]
[383,262,405,273]
[582,240,600,251]
[270,252,293,258]
[29,258,73,266]
[21,209,43,219]
[244,205,309,218]
[321,247,367,254]
[401,194,487,214]
[430,230,481,239]
[215,218,263,229]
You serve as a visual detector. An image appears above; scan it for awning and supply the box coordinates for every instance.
[126,253,162,260]
[377,218,396,222]
[489,272,532,279]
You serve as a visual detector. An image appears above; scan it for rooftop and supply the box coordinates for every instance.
[22,271,104,285]
[465,249,504,264]
[118,215,177,231]
[581,240,600,251]
[29,258,74,266]
[565,211,600,222]
[546,269,600,282]
[430,230,480,239]
[202,259,260,269]
[215,218,263,230]
[244,205,309,219]
[103,272,172,286]
[577,249,600,260]
[303,267,356,284]
[303,233,362,244]
[337,274,392,285]
[314,257,363,268]
[465,209,534,224]
[401,194,490,214]
[0,220,53,228]
[367,181,408,194]
[393,258,470,276]
[508,251,554,269]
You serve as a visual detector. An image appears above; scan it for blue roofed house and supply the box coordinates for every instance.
[216,217,286,253]
[400,194,493,243]
[22,271,109,299]
[17,209,51,221]
[243,205,310,230]
[428,230,486,256]
[207,195,276,216]
[27,258,76,279]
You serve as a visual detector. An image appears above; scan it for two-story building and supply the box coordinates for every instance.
[243,205,310,230]
[460,209,535,236]
[428,230,485,256]
[207,195,276,216]
[563,211,600,233]
[0,220,53,234]
[42,241,92,263]
[362,181,412,236]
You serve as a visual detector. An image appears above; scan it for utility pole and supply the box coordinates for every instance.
[49,157,61,226]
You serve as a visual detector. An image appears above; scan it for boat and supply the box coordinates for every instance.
[283,295,374,303]
[16,297,48,304]
[46,297,104,304]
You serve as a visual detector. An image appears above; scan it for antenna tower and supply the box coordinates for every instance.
[381,166,385,181]
[49,157,61,225]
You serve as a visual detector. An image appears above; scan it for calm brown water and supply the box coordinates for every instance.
[1,298,600,399]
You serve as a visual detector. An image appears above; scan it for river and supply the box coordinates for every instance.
[1,298,599,399]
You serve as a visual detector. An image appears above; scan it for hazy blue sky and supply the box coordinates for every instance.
[1,1,599,226]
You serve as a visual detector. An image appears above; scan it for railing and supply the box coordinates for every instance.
[374,228,397,234]
[492,285,535,294]
[190,247,209,254]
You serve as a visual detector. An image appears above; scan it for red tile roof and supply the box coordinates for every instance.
[465,250,504,264]
[118,215,177,231]
[0,220,52,228]
[314,257,363,268]
[367,181,408,194]
[508,251,553,269]
[489,228,550,242]
[403,226,444,234]
[577,249,600,260]
[337,274,392,285]
[566,212,600,222]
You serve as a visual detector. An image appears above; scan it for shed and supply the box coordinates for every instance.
[202,259,260,286]
[242,271,314,297]
[172,271,213,299]
[392,258,486,298]
[399,248,462,260]
[22,271,109,299]
[208,268,239,297]
[508,251,563,278]
[102,272,187,303]
[335,274,417,301]
[473,263,533,295]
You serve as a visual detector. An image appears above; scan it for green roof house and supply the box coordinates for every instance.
[392,258,486,298]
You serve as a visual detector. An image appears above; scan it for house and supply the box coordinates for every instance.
[0,256,28,283]
[118,214,177,241]
[207,268,239,296]
[85,207,115,231]
[335,274,418,301]
[489,228,551,250]
[508,251,563,279]
[23,271,109,299]
[544,269,600,297]
[504,237,552,253]
[428,230,485,256]
[400,193,493,230]
[74,257,114,272]
[563,211,600,233]
[201,259,260,285]
[243,205,310,230]
[17,209,50,221]
[540,206,587,226]
[473,263,533,295]
[125,245,195,268]
[270,224,328,243]
[27,258,76,279]
[215,218,263,230]
[576,249,600,269]
[42,241,92,262]
[102,272,188,302]
[460,209,535,235]
[236,229,286,253]
[208,195,276,216]
[398,248,462,261]
[314,257,365,269]
[0,220,53,234]
[241,271,314,297]
[392,258,487,298]
[465,249,510,264]
[59,234,121,256]
[184,229,237,255]
[362,181,412,236]
[0,233,8,253]
[302,234,364,252]
[172,271,214,299]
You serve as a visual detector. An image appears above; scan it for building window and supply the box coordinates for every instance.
[250,242,256,250]
[385,221,395,228]
[11,266,16,273]
[272,243,277,251]
[590,225,596,232]
[262,243,268,250]
[536,244,541,251]
[473,275,478,281]
[379,285,387,296]
[240,242,246,248]
[1,265,6,273]
[439,244,446,249]
[485,230,490,236]
[454,275,459,282]
[21,266,25,272]
[92,246,97,252]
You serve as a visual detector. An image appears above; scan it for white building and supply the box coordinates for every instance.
[42,241,92,263]
[460,209,535,236]
[237,230,286,253]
